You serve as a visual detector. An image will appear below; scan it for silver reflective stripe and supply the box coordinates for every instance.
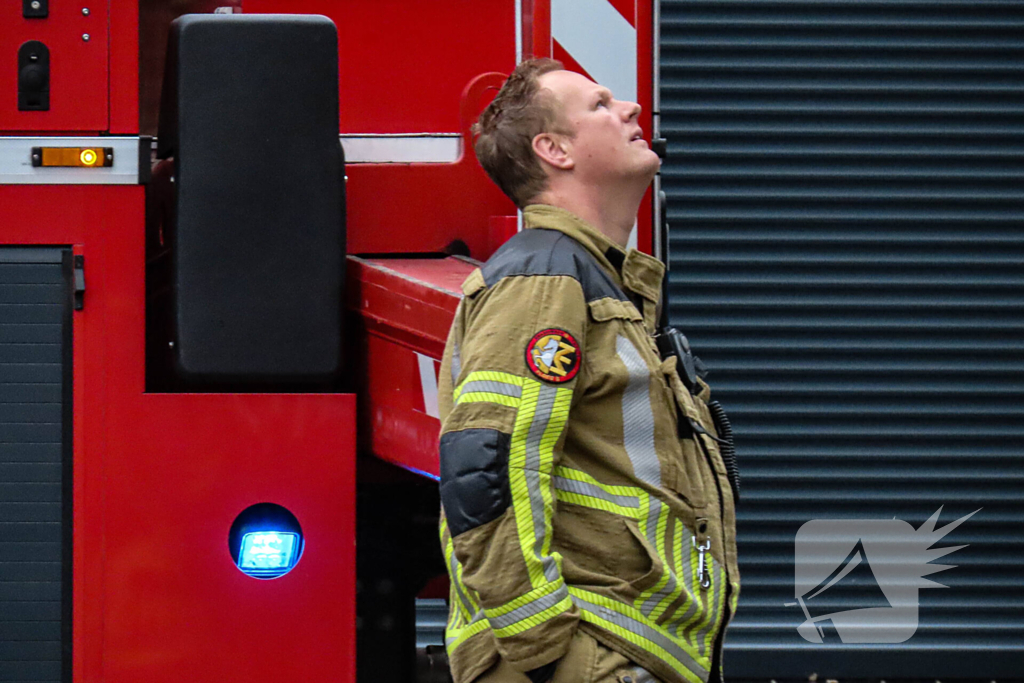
[341,133,462,164]
[640,496,671,616]
[450,337,462,385]
[573,594,709,683]
[487,583,570,630]
[525,384,562,583]
[458,380,522,400]
[694,558,723,658]
[642,552,678,616]
[552,476,640,510]
[444,609,487,647]
[615,336,661,487]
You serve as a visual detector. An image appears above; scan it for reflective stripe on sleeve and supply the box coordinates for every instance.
[569,587,710,683]
[509,379,572,588]
[454,371,525,403]
[486,579,573,637]
[445,610,489,655]
[442,523,478,620]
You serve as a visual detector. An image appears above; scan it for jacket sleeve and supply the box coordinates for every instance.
[438,270,587,673]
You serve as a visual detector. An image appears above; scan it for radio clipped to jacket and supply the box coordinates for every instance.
[657,325,741,505]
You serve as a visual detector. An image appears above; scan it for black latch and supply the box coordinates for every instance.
[73,255,85,311]
[23,0,48,18]
[18,41,50,111]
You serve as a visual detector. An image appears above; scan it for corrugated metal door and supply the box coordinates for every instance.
[659,1,1024,678]
[0,248,72,682]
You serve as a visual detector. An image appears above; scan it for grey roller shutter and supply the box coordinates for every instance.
[0,248,71,683]
[659,1,1024,678]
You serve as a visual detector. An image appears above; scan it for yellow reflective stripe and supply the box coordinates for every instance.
[509,381,544,586]
[456,392,521,408]
[441,520,477,619]
[649,515,686,621]
[553,466,645,498]
[678,543,708,639]
[554,489,641,518]
[508,379,572,589]
[485,577,565,618]
[569,587,709,683]
[665,521,699,632]
[453,371,525,401]
[491,593,574,638]
[633,495,671,616]
[538,387,572,559]
[445,613,490,655]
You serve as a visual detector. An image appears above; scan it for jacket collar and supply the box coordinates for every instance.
[522,204,665,303]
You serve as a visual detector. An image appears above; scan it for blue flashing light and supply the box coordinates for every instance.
[237,531,300,578]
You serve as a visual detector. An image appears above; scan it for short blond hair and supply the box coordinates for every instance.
[472,58,568,208]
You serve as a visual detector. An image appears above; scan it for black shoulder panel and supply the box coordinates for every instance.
[440,429,512,537]
[481,229,628,302]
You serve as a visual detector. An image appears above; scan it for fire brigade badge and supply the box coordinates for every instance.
[526,328,581,383]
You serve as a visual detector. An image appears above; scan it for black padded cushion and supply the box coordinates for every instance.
[159,15,345,382]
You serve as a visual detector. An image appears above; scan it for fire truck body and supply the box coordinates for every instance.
[0,2,656,681]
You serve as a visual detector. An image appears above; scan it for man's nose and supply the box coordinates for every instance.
[620,100,642,120]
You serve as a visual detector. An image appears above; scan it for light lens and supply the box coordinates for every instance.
[238,531,299,575]
[34,146,113,168]
[229,503,303,579]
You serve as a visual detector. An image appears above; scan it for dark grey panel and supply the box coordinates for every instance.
[0,249,69,682]
[659,0,1024,678]
[0,444,62,464]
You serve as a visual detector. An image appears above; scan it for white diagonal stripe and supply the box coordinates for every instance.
[551,0,637,103]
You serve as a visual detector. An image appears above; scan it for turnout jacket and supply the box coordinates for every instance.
[438,205,740,683]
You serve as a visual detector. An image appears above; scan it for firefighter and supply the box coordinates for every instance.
[438,59,739,683]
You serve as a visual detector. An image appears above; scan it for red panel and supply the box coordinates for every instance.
[0,2,108,132]
[244,0,516,134]
[347,256,475,477]
[606,0,636,27]
[345,72,517,257]
[1,185,356,683]
[109,0,139,133]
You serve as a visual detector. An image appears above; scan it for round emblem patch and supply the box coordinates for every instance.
[526,328,581,383]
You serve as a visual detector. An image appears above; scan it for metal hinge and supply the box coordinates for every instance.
[73,255,85,310]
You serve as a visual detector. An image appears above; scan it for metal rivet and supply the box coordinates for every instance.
[82,33,90,41]
[31,1,41,9]
[29,54,38,62]
[82,7,90,15]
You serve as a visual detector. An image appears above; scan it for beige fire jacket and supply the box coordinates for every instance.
[438,204,740,683]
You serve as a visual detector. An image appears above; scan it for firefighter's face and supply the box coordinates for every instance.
[536,70,659,184]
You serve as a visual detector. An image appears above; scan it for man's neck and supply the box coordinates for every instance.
[532,181,646,249]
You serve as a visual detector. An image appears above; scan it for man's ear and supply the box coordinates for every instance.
[532,132,574,171]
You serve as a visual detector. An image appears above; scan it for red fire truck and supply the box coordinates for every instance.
[0,1,658,681]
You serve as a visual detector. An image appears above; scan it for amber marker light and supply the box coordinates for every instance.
[31,147,113,168]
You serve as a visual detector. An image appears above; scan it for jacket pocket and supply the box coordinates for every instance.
[621,518,666,595]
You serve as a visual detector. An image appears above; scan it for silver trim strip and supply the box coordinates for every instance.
[0,136,142,185]
[341,134,462,164]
